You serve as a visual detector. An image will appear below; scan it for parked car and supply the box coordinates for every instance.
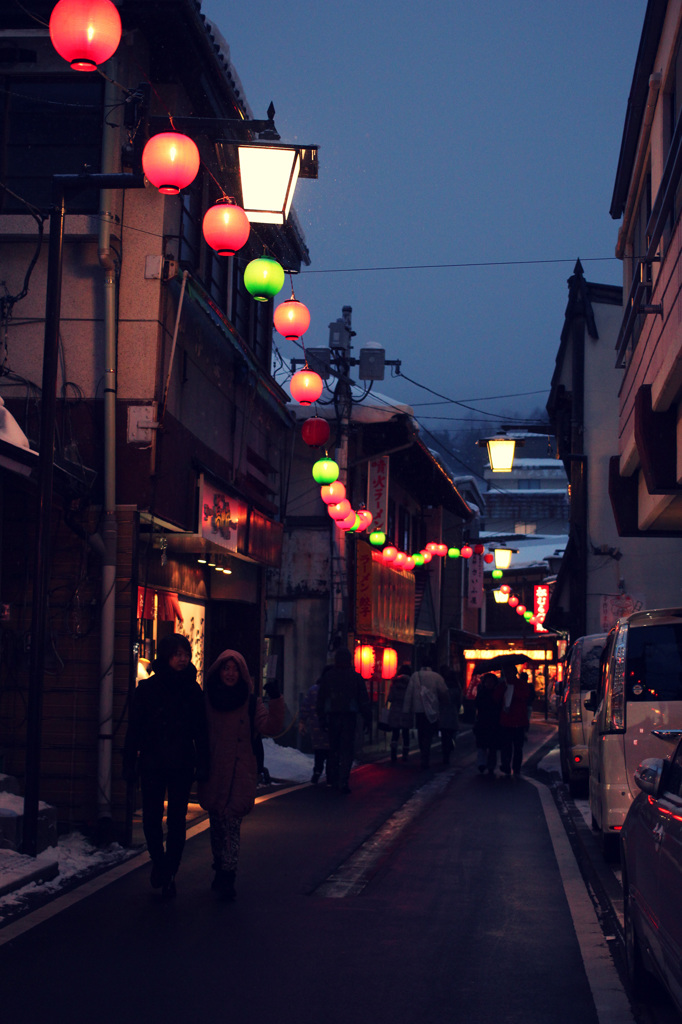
[621,738,682,1013]
[557,633,607,797]
[585,608,682,859]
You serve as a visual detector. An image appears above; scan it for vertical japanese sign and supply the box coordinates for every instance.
[534,584,549,633]
[367,456,389,533]
[467,552,483,608]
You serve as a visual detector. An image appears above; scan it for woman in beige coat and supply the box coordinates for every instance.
[197,649,284,901]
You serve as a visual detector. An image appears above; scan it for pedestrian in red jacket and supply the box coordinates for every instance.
[498,667,534,775]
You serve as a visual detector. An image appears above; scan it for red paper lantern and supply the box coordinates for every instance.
[382,648,398,680]
[516,604,527,616]
[421,550,433,563]
[274,299,311,341]
[474,543,485,555]
[508,595,519,608]
[142,132,200,195]
[354,644,375,679]
[320,481,346,504]
[301,416,330,448]
[382,545,398,563]
[290,368,323,406]
[500,584,511,594]
[329,499,352,520]
[404,556,415,571]
[426,542,438,553]
[461,545,473,559]
[49,0,122,71]
[484,553,494,564]
[393,551,407,569]
[356,508,373,532]
[437,543,448,556]
[202,199,250,256]
[338,510,357,531]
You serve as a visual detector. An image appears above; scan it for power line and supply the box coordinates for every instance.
[299,256,618,276]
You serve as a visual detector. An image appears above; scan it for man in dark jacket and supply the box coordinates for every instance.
[122,633,209,896]
[316,647,370,794]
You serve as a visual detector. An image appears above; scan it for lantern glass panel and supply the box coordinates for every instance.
[238,145,300,224]
[487,438,516,472]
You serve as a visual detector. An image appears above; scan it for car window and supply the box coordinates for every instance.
[627,623,682,701]
[664,742,682,798]
[579,639,606,691]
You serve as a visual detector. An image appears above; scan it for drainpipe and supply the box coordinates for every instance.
[96,77,120,840]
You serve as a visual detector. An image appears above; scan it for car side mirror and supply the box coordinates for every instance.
[583,691,597,713]
[634,758,666,798]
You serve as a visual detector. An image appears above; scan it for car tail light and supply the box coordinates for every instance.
[606,624,627,732]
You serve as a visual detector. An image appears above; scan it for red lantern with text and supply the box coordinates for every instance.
[461,545,473,559]
[508,595,519,608]
[290,368,323,406]
[49,0,122,71]
[354,645,375,680]
[142,133,200,195]
[202,199,250,256]
[320,481,346,504]
[274,299,311,341]
[301,416,330,448]
[382,648,398,680]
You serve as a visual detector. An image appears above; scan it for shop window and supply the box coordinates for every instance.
[0,76,103,213]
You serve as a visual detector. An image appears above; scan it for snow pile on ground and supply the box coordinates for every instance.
[262,738,314,784]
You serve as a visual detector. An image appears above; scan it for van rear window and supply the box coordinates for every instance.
[627,624,682,701]
[577,640,606,691]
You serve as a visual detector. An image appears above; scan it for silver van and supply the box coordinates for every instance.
[585,608,682,859]
[558,633,607,796]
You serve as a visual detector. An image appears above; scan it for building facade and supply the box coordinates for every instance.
[0,0,307,842]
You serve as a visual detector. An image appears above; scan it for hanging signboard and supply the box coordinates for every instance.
[199,476,247,553]
[534,584,550,633]
[367,456,389,534]
[355,544,414,643]
[467,552,483,608]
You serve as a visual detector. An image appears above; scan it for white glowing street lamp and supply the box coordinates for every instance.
[493,546,517,570]
[477,434,524,472]
[237,143,316,224]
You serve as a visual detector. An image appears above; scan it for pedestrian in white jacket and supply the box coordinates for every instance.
[403,658,450,769]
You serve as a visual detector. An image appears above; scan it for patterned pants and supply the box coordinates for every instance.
[209,813,243,872]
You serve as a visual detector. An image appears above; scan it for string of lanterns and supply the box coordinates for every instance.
[494,584,540,626]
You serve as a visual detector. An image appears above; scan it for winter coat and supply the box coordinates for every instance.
[403,668,450,716]
[473,679,504,748]
[122,663,209,781]
[197,650,285,819]
[300,683,330,751]
[386,673,413,730]
[499,675,534,730]
[316,664,371,722]
[438,671,462,731]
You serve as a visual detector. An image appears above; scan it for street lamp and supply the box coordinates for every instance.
[476,434,524,472]
[493,546,518,570]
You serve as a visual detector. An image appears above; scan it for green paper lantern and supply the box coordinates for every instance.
[244,257,285,302]
[523,610,533,620]
[447,547,460,559]
[492,569,503,579]
[369,530,386,547]
[312,458,339,485]
[348,514,362,532]
[412,552,425,566]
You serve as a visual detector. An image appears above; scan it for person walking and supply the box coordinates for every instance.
[316,647,371,794]
[299,678,330,784]
[197,649,284,901]
[122,633,209,898]
[386,662,413,762]
[403,657,450,769]
[438,665,462,767]
[498,666,534,776]
[473,672,505,774]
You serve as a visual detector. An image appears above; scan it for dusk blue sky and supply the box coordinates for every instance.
[201,0,646,438]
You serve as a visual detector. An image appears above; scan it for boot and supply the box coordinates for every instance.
[161,873,176,899]
[402,746,409,762]
[149,855,167,889]
[390,743,398,763]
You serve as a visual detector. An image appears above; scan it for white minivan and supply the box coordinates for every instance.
[585,607,682,859]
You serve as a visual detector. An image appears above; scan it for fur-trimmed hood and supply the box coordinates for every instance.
[206,649,253,692]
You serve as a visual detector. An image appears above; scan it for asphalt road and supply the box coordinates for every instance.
[0,728,641,1024]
